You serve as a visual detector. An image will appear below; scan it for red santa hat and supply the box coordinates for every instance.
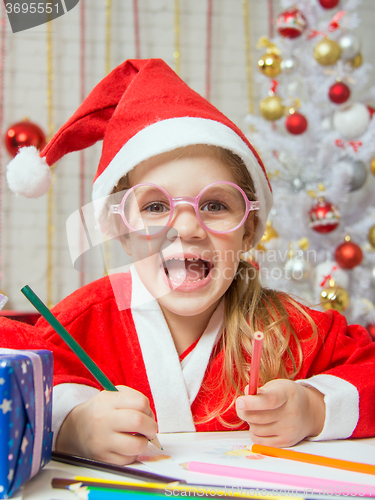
[6,58,272,244]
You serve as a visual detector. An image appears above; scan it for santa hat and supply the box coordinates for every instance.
[6,58,272,244]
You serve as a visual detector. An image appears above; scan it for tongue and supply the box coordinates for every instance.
[166,259,207,281]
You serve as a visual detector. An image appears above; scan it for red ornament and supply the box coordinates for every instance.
[365,324,375,341]
[318,0,340,8]
[285,112,308,135]
[329,81,350,104]
[4,120,46,157]
[277,8,307,39]
[335,240,363,269]
[309,198,340,233]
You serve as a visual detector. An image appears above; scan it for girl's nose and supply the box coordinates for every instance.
[167,205,207,240]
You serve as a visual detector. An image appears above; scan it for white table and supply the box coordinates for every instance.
[13,432,375,499]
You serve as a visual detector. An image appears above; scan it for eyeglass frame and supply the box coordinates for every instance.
[109,181,260,235]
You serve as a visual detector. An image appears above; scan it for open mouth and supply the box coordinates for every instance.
[163,257,213,283]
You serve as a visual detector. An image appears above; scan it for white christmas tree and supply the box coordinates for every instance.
[245,0,375,336]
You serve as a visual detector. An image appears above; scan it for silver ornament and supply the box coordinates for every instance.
[292,177,305,192]
[336,157,367,191]
[333,102,370,140]
[371,266,375,287]
[338,34,361,60]
[285,256,312,282]
[314,260,349,294]
[281,56,299,74]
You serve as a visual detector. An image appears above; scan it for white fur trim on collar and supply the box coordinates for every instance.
[92,117,272,245]
[129,265,223,433]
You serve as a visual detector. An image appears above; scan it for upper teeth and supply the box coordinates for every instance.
[168,257,200,261]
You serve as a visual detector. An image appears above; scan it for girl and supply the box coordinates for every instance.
[3,59,375,466]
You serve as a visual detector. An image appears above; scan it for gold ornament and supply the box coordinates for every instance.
[349,52,362,68]
[258,52,282,78]
[370,157,375,176]
[368,224,375,248]
[261,220,279,243]
[298,237,310,251]
[260,95,285,121]
[313,37,340,66]
[257,220,278,251]
[320,281,350,312]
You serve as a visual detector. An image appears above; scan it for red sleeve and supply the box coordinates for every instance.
[292,307,375,438]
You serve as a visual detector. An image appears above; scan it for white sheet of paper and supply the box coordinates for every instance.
[138,437,375,492]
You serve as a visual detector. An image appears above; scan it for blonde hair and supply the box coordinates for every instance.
[111,146,318,428]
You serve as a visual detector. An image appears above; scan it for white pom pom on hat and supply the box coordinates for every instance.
[6,146,51,198]
[6,58,273,244]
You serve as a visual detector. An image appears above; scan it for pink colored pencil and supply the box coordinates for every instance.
[249,331,264,395]
[181,461,375,497]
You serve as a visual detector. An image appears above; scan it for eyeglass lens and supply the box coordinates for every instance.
[123,183,248,233]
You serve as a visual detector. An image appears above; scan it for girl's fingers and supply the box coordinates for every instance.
[106,430,150,458]
[110,408,158,439]
[240,409,279,425]
[248,420,283,437]
[101,450,140,467]
[112,385,154,417]
[248,429,292,448]
[237,384,288,413]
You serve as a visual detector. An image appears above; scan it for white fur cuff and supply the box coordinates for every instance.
[296,374,359,441]
[52,383,100,449]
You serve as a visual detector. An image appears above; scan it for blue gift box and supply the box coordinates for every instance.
[0,349,53,498]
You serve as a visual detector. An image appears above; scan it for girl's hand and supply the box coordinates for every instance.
[236,379,325,447]
[55,385,158,465]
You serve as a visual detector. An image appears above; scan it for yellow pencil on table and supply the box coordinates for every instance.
[251,444,375,476]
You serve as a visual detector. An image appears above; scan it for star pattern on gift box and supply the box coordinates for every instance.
[0,350,53,497]
[7,469,14,482]
[44,384,51,404]
[0,398,12,414]
[20,436,28,454]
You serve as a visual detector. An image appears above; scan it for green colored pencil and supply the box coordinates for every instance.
[21,285,162,450]
[21,285,116,390]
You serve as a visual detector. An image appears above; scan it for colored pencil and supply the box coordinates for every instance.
[52,477,293,499]
[51,451,181,483]
[75,486,162,499]
[72,475,277,497]
[52,477,171,492]
[0,293,8,311]
[21,284,162,450]
[251,444,375,476]
[249,331,264,395]
[180,461,375,498]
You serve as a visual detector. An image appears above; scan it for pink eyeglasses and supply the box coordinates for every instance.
[110,181,259,235]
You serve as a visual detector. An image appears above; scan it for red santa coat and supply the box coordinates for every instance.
[1,269,375,440]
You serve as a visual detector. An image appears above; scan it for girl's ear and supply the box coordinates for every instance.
[112,215,132,255]
[242,214,256,252]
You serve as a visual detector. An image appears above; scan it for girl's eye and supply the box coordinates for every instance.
[201,201,227,212]
[144,202,169,213]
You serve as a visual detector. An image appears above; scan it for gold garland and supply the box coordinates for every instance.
[242,0,254,115]
[174,0,180,76]
[103,0,112,274]
[46,18,55,308]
